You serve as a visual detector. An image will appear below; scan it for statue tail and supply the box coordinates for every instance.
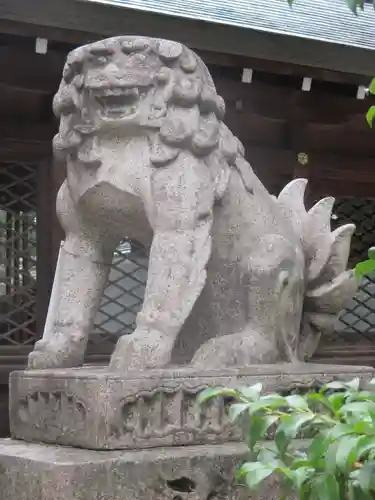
[277,179,358,359]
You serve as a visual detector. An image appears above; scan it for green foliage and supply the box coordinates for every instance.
[366,106,375,128]
[355,247,375,280]
[285,5,375,128]
[287,0,375,14]
[366,81,375,127]
[198,378,375,499]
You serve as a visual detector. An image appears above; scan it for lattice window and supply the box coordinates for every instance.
[91,239,148,347]
[0,163,37,346]
[332,197,375,341]
[88,197,375,346]
[332,197,375,268]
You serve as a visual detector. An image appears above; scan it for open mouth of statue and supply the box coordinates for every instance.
[94,87,139,118]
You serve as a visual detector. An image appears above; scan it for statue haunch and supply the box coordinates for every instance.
[28,36,357,372]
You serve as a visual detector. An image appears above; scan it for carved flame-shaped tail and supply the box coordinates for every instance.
[277,179,358,360]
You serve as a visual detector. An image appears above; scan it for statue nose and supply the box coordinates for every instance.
[105,62,123,78]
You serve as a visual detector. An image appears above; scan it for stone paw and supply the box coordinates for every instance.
[109,329,174,372]
[27,333,86,370]
[190,331,278,369]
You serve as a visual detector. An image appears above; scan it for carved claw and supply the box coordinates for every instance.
[109,329,175,372]
[28,332,86,370]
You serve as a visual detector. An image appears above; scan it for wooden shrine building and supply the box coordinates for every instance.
[0,0,375,434]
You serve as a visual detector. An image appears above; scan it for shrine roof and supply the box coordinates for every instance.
[91,0,375,51]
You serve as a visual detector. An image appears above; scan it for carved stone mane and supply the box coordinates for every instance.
[28,36,357,372]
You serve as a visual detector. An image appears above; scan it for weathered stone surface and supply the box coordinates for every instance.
[28,35,357,373]
[10,364,374,450]
[0,439,295,499]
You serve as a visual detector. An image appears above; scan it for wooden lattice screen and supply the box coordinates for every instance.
[91,239,148,350]
[2,168,374,354]
[333,197,375,342]
[0,163,38,347]
[90,197,375,348]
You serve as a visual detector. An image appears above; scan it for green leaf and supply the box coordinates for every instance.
[350,461,375,493]
[285,394,309,411]
[247,414,278,450]
[354,436,375,462]
[300,482,313,500]
[326,423,355,440]
[289,467,315,490]
[197,387,236,405]
[238,383,263,401]
[336,435,362,471]
[369,78,375,96]
[275,413,314,455]
[237,462,275,490]
[314,474,340,500]
[366,106,375,128]
[327,392,346,412]
[325,440,341,474]
[257,447,278,462]
[356,259,375,279]
[355,0,365,11]
[228,403,250,423]
[308,435,329,465]
[354,390,375,403]
[307,392,333,413]
[339,401,375,416]
[348,482,373,500]
[347,0,360,15]
[352,421,374,435]
[248,394,286,414]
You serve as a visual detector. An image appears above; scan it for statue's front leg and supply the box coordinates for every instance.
[28,183,116,369]
[110,155,214,372]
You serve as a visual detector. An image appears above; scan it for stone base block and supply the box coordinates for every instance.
[10,363,374,450]
[0,439,290,499]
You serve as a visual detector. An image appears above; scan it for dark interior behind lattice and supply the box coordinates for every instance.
[332,197,375,342]
[0,163,38,346]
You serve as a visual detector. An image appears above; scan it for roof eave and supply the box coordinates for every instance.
[0,0,373,76]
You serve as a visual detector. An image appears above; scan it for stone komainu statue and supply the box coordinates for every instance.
[28,36,357,371]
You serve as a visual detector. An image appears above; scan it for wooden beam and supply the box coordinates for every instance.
[0,123,54,161]
[0,122,56,141]
[216,80,371,124]
[0,46,64,93]
[200,50,371,87]
[0,0,373,76]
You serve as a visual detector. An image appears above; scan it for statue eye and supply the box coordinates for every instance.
[88,55,109,66]
[97,56,109,65]
[282,277,289,288]
[87,52,110,66]
[278,270,290,292]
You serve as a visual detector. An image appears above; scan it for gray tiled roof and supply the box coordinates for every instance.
[89,0,375,50]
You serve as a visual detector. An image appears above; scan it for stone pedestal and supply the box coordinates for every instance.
[0,439,296,500]
[2,363,374,498]
[10,363,375,450]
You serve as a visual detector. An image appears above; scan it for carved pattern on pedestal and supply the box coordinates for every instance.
[109,385,240,443]
[17,391,86,432]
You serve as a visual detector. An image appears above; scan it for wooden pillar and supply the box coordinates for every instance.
[288,93,315,209]
[36,158,54,337]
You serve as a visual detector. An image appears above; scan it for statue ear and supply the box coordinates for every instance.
[250,234,298,272]
[149,136,180,167]
[159,106,199,147]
